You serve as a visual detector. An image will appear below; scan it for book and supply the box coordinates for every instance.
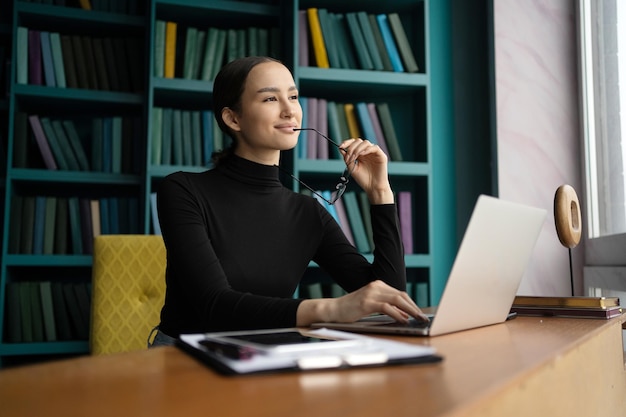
[51,119,81,171]
[200,27,219,80]
[62,120,90,170]
[331,13,358,69]
[376,103,403,161]
[510,305,623,319]
[512,296,620,309]
[150,192,161,235]
[29,281,45,342]
[67,197,83,254]
[326,101,343,159]
[397,191,413,254]
[102,117,112,172]
[111,116,123,173]
[28,115,58,170]
[90,199,101,238]
[201,110,213,166]
[154,20,166,77]
[307,283,323,299]
[368,14,393,71]
[343,103,361,138]
[164,21,177,78]
[343,191,371,253]
[333,198,355,246]
[63,282,88,340]
[298,10,309,67]
[367,102,390,158]
[102,37,120,91]
[16,26,29,84]
[358,192,375,249]
[73,283,91,331]
[60,35,79,88]
[151,107,163,165]
[79,198,94,254]
[317,98,329,159]
[81,36,99,89]
[345,13,373,70]
[39,281,57,341]
[307,8,329,68]
[40,117,70,170]
[49,32,66,88]
[355,102,378,145]
[387,13,419,73]
[32,196,46,254]
[54,197,68,254]
[181,110,193,165]
[306,97,318,159]
[43,196,57,255]
[191,111,202,166]
[172,109,183,165]
[356,12,384,71]
[91,37,110,91]
[21,196,36,254]
[162,107,173,165]
[13,112,29,168]
[91,118,103,171]
[51,282,73,340]
[317,8,340,68]
[5,282,22,342]
[28,29,42,85]
[40,31,57,87]
[209,29,227,81]
[376,14,404,72]
[19,282,33,342]
[71,35,90,89]
[8,196,23,254]
[182,26,198,80]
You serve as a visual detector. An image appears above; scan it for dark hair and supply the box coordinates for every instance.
[211,56,282,166]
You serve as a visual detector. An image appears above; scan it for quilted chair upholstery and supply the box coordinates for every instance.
[90,235,166,355]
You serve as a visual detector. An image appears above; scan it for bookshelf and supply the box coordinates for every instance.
[0,0,455,367]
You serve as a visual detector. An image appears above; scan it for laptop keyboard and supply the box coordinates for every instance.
[379,317,432,329]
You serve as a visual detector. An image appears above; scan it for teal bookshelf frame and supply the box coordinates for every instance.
[0,0,456,367]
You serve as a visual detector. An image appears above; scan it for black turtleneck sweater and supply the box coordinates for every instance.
[156,155,406,336]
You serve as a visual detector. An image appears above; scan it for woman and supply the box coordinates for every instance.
[151,56,427,346]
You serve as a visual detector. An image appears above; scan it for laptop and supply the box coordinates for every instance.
[311,195,547,336]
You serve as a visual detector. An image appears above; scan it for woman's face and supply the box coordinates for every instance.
[223,61,303,164]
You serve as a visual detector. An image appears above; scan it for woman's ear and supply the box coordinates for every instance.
[221,107,241,132]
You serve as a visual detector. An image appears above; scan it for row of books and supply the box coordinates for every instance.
[306,189,414,255]
[17,113,141,173]
[151,107,229,167]
[16,27,143,92]
[8,195,140,256]
[301,9,419,72]
[154,21,280,81]
[299,98,403,161]
[19,0,143,15]
[4,280,91,343]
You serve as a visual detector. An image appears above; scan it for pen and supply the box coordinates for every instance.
[198,339,258,360]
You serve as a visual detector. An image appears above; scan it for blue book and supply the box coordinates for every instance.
[33,196,47,255]
[40,31,56,87]
[376,14,404,72]
[111,117,123,173]
[99,198,110,235]
[355,102,378,145]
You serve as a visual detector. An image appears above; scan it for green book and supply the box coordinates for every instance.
[226,29,238,63]
[73,283,91,333]
[317,9,340,68]
[331,13,358,69]
[200,27,219,80]
[19,282,33,343]
[71,35,90,89]
[39,281,57,341]
[13,112,29,168]
[375,103,403,161]
[63,283,88,340]
[8,195,23,254]
[191,110,202,166]
[368,14,393,71]
[326,101,343,159]
[246,27,258,57]
[358,191,375,250]
[307,282,323,299]
[209,29,227,80]
[91,37,110,91]
[67,197,83,255]
[6,282,22,342]
[111,116,123,173]
[49,32,66,87]
[62,120,90,171]
[161,107,172,165]
[16,26,28,84]
[151,107,163,165]
[20,196,36,254]
[345,12,374,70]
[387,13,419,73]
[236,29,245,59]
[30,281,45,342]
[81,36,99,90]
[54,197,69,254]
[51,282,72,340]
[258,27,269,57]
[92,118,103,171]
[193,29,206,80]
[43,196,57,255]
[154,20,166,77]
[40,117,70,170]
[181,110,193,165]
[343,191,371,253]
[356,12,384,70]
[33,196,46,255]
[182,26,198,79]
[51,119,81,171]
[60,35,79,89]
[171,109,183,165]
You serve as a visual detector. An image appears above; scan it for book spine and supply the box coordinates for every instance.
[376,14,405,72]
[387,13,419,73]
[28,115,58,170]
[40,31,56,87]
[306,8,330,68]
[164,21,177,78]
[27,29,42,85]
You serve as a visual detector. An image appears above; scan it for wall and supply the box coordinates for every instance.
[493,0,584,295]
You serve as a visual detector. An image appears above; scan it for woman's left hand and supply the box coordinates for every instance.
[339,138,394,204]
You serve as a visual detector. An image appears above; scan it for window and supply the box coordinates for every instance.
[578,0,626,312]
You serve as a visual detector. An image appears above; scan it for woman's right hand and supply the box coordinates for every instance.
[296,280,429,326]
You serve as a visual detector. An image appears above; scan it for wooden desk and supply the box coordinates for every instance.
[1,315,624,417]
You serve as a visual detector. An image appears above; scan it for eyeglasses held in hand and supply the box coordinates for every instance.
[275,128,357,205]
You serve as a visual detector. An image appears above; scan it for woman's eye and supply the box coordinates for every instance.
[290,95,299,100]
[264,96,278,102]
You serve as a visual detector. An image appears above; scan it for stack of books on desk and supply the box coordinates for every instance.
[511,296,622,319]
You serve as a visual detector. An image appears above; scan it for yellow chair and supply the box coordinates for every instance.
[90,235,166,355]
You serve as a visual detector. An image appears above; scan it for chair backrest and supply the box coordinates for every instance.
[90,235,166,355]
